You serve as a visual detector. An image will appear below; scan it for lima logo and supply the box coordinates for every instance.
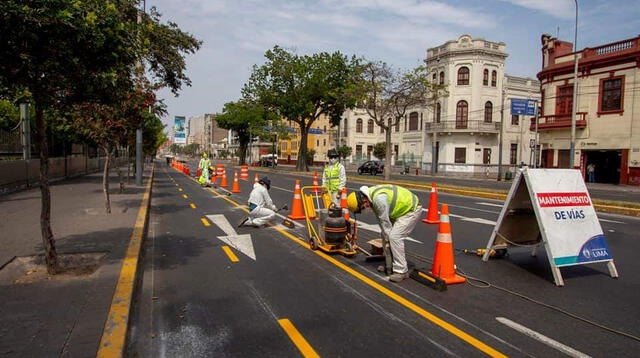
[582,248,592,259]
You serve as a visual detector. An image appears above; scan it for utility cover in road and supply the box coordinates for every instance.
[483,168,618,286]
[207,214,256,260]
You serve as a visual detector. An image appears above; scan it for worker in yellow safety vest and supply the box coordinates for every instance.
[347,184,422,282]
[322,148,346,207]
[198,153,211,186]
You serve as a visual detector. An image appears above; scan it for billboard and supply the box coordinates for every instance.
[174,116,186,144]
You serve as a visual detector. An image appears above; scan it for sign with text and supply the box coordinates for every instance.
[483,168,618,286]
[511,98,537,116]
[174,116,186,144]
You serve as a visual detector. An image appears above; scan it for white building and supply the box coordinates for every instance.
[338,108,385,164]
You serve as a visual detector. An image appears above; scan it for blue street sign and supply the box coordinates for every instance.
[511,98,537,116]
[308,128,324,134]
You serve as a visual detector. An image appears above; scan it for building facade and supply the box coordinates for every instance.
[537,34,640,185]
[187,114,229,156]
[338,108,385,164]
[279,114,336,165]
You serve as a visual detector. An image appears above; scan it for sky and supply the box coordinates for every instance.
[150,0,640,132]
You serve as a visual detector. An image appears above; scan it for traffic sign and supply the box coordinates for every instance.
[511,98,537,116]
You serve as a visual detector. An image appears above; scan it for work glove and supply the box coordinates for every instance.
[272,204,278,211]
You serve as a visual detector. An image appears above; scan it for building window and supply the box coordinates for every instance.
[343,118,348,136]
[555,85,573,116]
[394,118,400,132]
[439,71,444,85]
[432,73,436,82]
[483,148,491,164]
[491,70,497,87]
[511,114,519,125]
[316,139,319,147]
[367,145,373,158]
[456,100,468,128]
[380,124,384,134]
[540,89,545,115]
[484,101,493,123]
[510,144,518,165]
[323,125,326,132]
[599,76,624,112]
[292,141,298,150]
[394,144,399,161]
[356,118,363,133]
[457,67,469,85]
[323,139,326,146]
[355,145,362,157]
[435,103,441,123]
[367,119,374,133]
[404,115,407,131]
[409,112,419,131]
[454,148,466,164]
[420,113,423,131]
[483,69,489,86]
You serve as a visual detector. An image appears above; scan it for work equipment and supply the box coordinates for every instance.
[219,168,228,188]
[301,185,358,257]
[240,165,249,181]
[231,171,241,193]
[288,180,306,220]
[312,172,320,193]
[254,173,259,185]
[422,182,440,224]
[431,204,466,285]
[340,187,349,221]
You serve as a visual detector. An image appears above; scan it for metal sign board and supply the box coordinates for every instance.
[511,98,537,116]
[483,168,618,286]
[174,116,186,144]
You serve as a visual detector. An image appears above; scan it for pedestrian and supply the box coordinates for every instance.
[238,177,278,228]
[346,184,422,282]
[322,149,346,208]
[587,163,596,183]
[198,153,211,186]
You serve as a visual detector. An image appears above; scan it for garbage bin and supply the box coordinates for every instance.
[505,171,513,181]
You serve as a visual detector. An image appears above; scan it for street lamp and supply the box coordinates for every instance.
[569,0,579,169]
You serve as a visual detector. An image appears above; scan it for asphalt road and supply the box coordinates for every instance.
[128,161,640,357]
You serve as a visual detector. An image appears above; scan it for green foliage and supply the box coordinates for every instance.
[306,148,316,165]
[0,100,19,130]
[169,143,182,155]
[182,143,201,156]
[336,145,352,160]
[216,100,273,165]
[218,149,229,159]
[373,142,386,160]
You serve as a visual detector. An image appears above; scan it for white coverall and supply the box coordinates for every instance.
[322,162,346,207]
[371,194,422,274]
[247,183,278,227]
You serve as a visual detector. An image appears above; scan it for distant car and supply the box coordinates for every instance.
[358,161,384,175]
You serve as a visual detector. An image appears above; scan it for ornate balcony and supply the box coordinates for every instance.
[530,112,587,130]
[424,120,500,134]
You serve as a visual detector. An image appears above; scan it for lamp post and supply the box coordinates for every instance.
[569,0,579,169]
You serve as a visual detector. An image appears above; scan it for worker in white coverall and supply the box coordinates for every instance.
[347,185,422,282]
[322,149,346,207]
[198,153,211,186]
[238,177,278,228]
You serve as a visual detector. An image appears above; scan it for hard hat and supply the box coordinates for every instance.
[347,191,365,213]
[202,153,207,158]
[327,149,339,159]
[258,176,271,190]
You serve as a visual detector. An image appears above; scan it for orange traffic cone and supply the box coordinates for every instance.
[254,173,259,185]
[430,204,466,285]
[422,182,440,224]
[240,165,249,181]
[340,187,350,221]
[219,168,228,188]
[312,172,320,193]
[231,171,241,193]
[288,180,306,220]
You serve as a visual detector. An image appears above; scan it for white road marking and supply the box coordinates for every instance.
[206,214,256,260]
[476,202,504,208]
[275,213,304,228]
[598,218,625,224]
[271,185,294,193]
[450,214,497,226]
[496,317,590,358]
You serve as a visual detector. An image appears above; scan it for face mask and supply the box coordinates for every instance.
[329,158,338,165]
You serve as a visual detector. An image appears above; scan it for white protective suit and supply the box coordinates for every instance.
[247,183,278,227]
[322,159,346,207]
[369,191,422,274]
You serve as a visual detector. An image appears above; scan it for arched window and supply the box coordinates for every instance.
[456,100,468,128]
[439,71,445,85]
[367,119,374,133]
[484,101,493,123]
[343,118,348,136]
[491,70,497,87]
[432,73,436,82]
[356,118,363,133]
[409,112,419,131]
[483,69,489,86]
[435,103,441,123]
[457,67,469,85]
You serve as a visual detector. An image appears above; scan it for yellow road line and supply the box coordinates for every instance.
[190,203,196,209]
[278,319,320,358]
[97,164,155,358]
[221,245,239,262]
[182,194,188,199]
[201,217,211,226]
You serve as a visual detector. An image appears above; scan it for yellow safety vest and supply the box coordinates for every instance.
[370,185,418,220]
[324,163,342,192]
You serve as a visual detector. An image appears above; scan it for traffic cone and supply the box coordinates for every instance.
[312,172,320,193]
[340,187,350,221]
[240,165,249,181]
[430,204,466,285]
[231,171,241,193]
[254,173,259,185]
[219,168,228,188]
[288,180,306,220]
[422,182,440,224]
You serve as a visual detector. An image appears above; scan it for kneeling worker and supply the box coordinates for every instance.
[239,177,278,228]
[322,148,346,207]
[347,184,422,282]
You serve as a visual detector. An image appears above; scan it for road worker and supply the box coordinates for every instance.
[322,148,346,207]
[346,184,422,282]
[238,177,278,228]
[198,153,211,186]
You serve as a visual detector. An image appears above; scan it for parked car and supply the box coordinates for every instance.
[358,161,384,175]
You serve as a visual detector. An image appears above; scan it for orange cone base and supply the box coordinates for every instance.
[431,273,466,285]
[422,218,440,224]
[232,188,241,193]
[287,213,306,220]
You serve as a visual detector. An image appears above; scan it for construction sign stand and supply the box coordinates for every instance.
[483,168,618,286]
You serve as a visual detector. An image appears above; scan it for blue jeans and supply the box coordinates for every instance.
[588,172,595,183]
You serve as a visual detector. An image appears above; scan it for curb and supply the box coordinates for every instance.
[97,163,155,358]
[250,167,640,217]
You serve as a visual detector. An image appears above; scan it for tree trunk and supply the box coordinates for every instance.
[117,162,124,194]
[384,127,392,180]
[238,141,248,165]
[103,147,112,214]
[127,145,131,184]
[34,104,59,274]
[296,125,309,172]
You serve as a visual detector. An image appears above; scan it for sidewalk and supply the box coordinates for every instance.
[0,167,151,357]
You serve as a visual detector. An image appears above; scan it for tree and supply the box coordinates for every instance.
[336,145,352,161]
[216,101,273,165]
[373,142,386,160]
[0,0,200,273]
[243,46,361,171]
[306,149,316,166]
[169,143,182,155]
